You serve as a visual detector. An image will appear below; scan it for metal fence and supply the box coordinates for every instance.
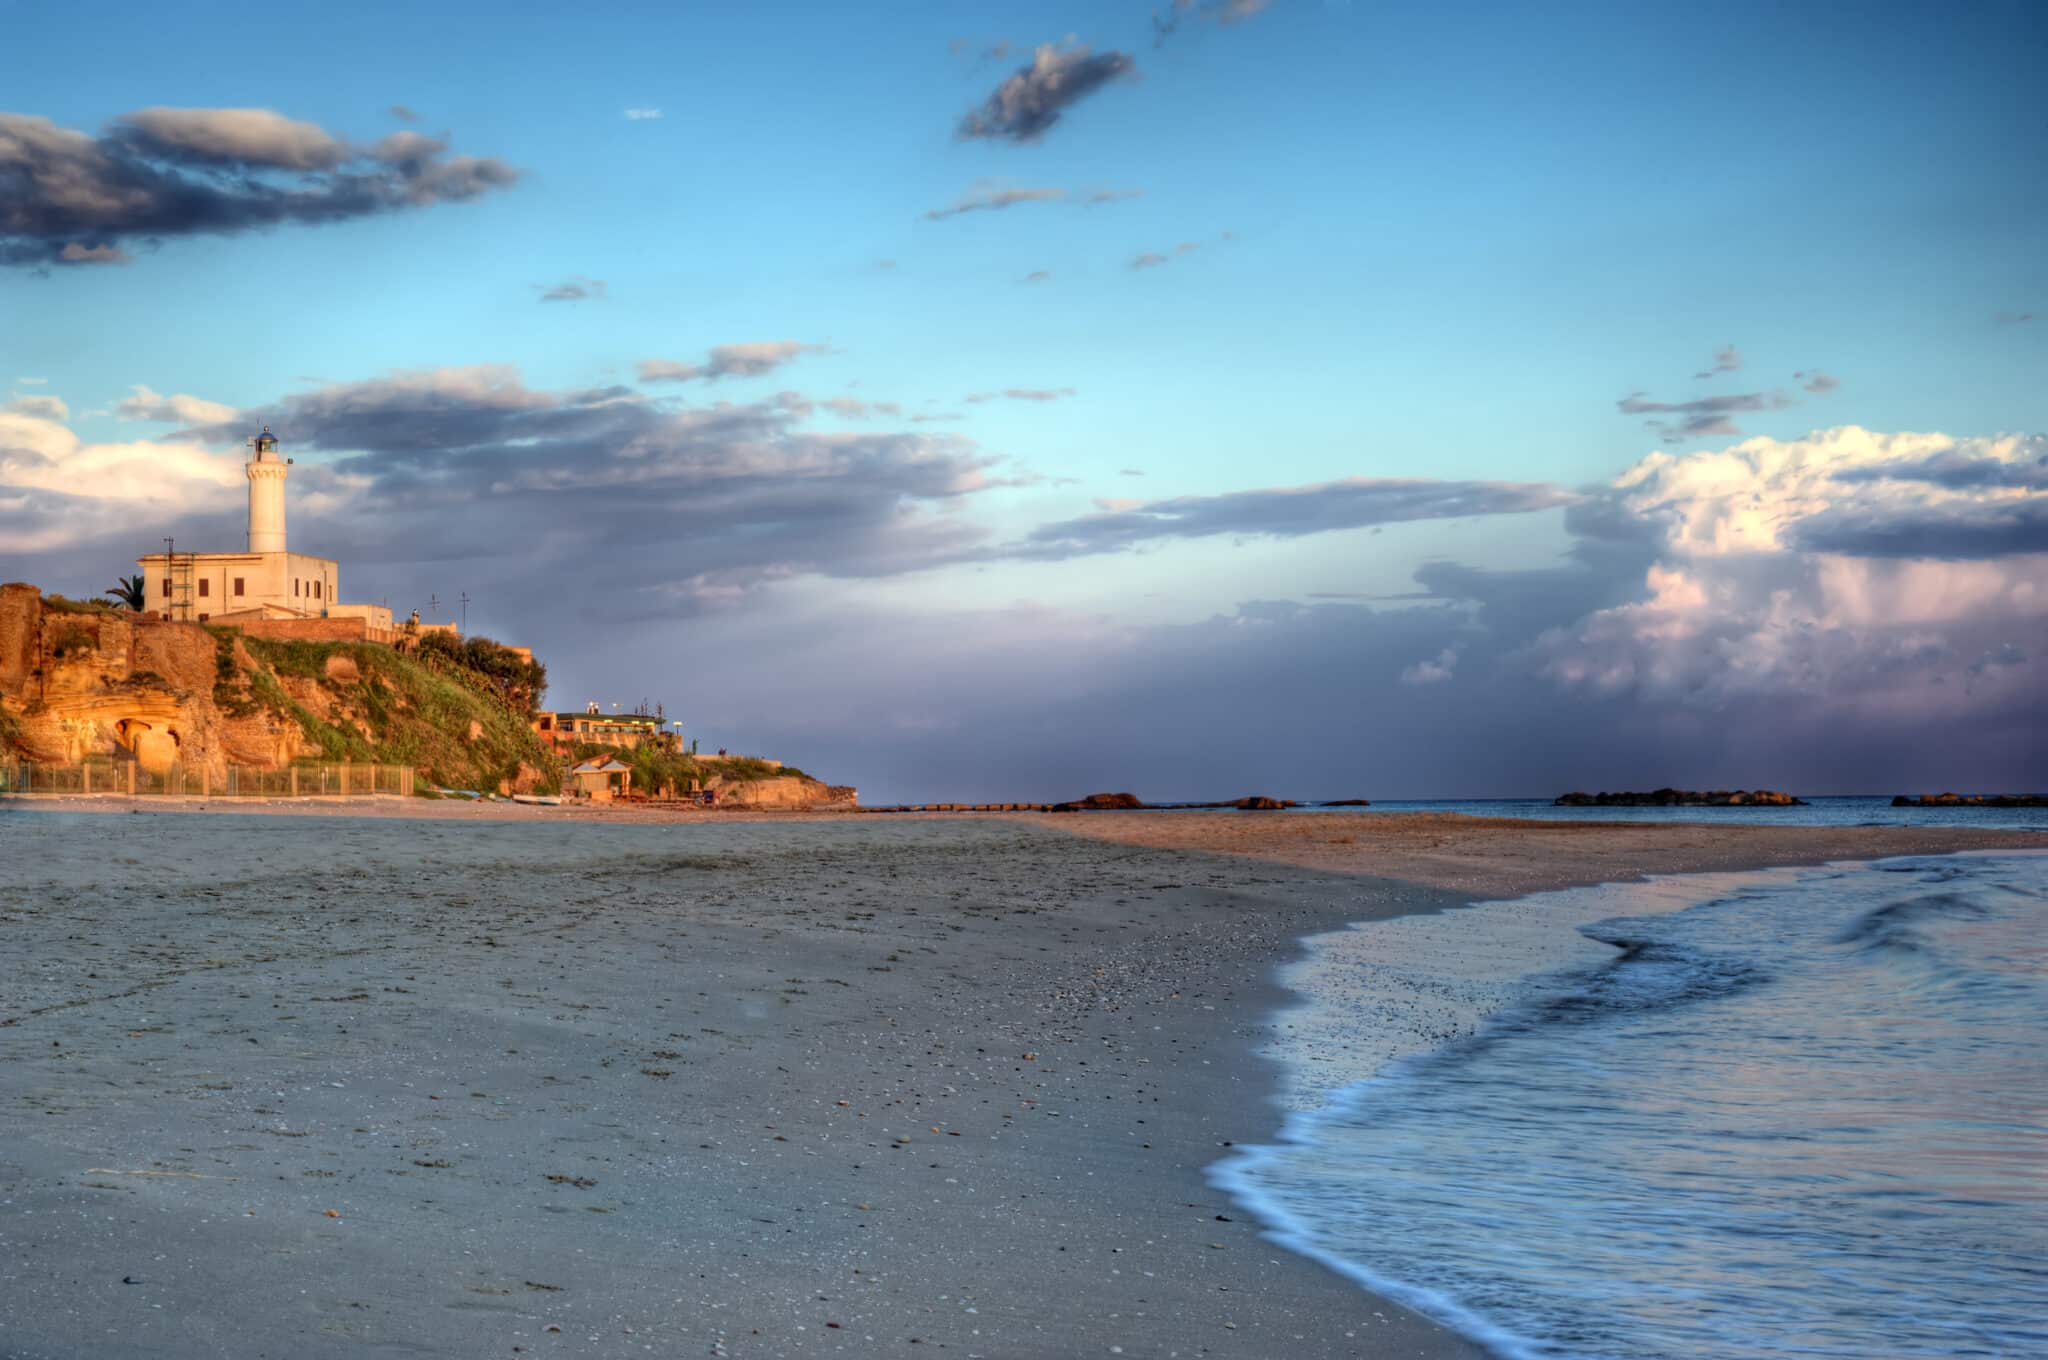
[0,760,415,798]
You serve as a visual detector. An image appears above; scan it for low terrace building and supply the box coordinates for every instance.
[534,704,679,754]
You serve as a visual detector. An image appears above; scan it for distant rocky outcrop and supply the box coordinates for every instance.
[1228,796,1295,810]
[1049,791,1146,812]
[713,775,858,810]
[1555,788,1807,807]
[1320,799,1372,807]
[1891,793,2048,808]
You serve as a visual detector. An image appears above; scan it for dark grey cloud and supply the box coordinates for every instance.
[1692,344,1743,380]
[1154,0,1275,44]
[1834,446,2048,492]
[1131,239,1207,270]
[1993,311,2034,325]
[637,342,828,384]
[1616,388,1794,440]
[949,38,1015,62]
[0,108,518,268]
[536,275,606,303]
[1796,369,1840,394]
[815,396,903,420]
[1013,477,1577,559]
[1021,269,1052,284]
[171,367,1002,616]
[1788,499,2048,560]
[957,43,1136,143]
[1970,642,2028,676]
[634,560,2044,803]
[389,105,420,123]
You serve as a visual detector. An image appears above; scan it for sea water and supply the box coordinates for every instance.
[1280,796,2048,832]
[1217,852,2048,1359]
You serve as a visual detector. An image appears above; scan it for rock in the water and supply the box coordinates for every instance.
[1554,788,1807,808]
[1891,793,2048,808]
[1048,791,1147,812]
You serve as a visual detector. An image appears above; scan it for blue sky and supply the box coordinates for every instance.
[3,0,2043,799]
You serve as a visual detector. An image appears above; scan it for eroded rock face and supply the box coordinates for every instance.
[711,774,856,809]
[0,587,317,779]
[0,583,43,694]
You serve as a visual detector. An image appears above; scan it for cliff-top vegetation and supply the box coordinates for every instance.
[215,631,559,794]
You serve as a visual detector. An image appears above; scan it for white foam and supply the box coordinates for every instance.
[1260,871,1766,1113]
[1218,866,1810,1354]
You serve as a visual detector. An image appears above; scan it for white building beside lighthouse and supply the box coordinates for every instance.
[135,428,395,639]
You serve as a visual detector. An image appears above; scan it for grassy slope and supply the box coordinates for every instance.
[223,634,560,794]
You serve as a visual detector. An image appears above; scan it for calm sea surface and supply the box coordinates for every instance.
[1218,851,2048,1359]
[1283,796,2048,833]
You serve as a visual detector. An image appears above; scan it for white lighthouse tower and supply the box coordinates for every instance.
[135,426,389,636]
[246,426,287,553]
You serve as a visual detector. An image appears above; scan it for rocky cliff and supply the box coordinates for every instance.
[0,584,557,793]
[711,775,859,809]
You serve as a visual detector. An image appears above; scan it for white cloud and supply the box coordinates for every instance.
[114,384,239,425]
[0,404,250,552]
[623,108,663,121]
[1400,646,1460,685]
[1534,427,2046,708]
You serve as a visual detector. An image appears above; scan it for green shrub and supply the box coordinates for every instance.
[48,624,96,659]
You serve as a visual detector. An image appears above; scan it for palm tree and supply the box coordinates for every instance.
[105,575,147,611]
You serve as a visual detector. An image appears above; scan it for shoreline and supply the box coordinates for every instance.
[1216,846,2046,1358]
[1,811,2037,1357]
[1215,862,1845,1359]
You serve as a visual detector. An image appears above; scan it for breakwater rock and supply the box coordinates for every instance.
[1891,793,2048,808]
[1049,791,1146,812]
[1555,788,1807,807]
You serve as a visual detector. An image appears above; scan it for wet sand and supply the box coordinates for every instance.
[0,806,2034,1358]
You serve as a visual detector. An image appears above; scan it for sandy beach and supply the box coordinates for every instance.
[0,804,2036,1358]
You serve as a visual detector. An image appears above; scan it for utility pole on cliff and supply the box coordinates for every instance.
[458,592,470,635]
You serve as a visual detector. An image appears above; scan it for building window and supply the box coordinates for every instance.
[198,578,209,598]
[233,578,244,596]
[314,581,322,600]
[293,579,300,597]
[160,577,170,598]
[197,613,209,622]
